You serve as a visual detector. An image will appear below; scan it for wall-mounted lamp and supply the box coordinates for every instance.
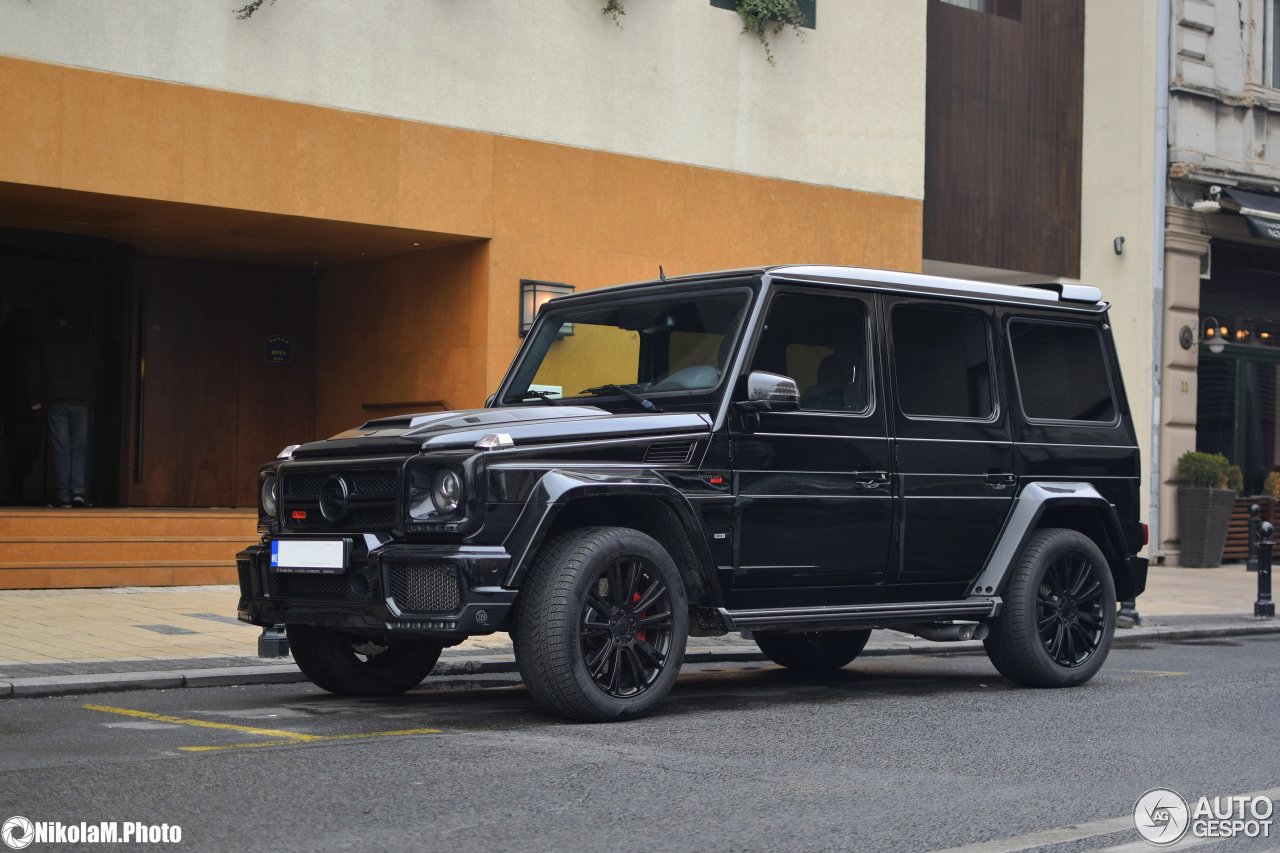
[519,279,574,337]
[1179,315,1226,354]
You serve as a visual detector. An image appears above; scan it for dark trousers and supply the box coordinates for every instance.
[47,402,89,503]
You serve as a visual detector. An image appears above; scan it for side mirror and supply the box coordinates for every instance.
[736,371,801,413]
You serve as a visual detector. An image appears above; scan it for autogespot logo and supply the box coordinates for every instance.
[2,817,34,851]
[1134,788,1191,845]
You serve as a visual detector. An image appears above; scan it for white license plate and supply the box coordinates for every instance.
[270,540,347,574]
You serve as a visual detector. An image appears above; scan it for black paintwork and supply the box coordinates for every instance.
[237,267,1146,642]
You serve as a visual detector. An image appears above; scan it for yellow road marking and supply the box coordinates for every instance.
[84,704,441,752]
[1114,669,1189,677]
[179,727,442,753]
[85,704,324,741]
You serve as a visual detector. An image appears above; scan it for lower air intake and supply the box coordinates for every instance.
[387,562,462,614]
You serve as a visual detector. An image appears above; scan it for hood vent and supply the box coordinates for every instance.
[644,441,696,464]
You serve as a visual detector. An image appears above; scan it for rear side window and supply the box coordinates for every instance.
[892,304,994,419]
[1009,320,1117,423]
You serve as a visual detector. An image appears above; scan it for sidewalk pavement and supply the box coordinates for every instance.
[1,566,1277,698]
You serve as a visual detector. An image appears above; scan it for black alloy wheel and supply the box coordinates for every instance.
[1036,550,1107,668]
[513,526,689,721]
[983,527,1116,688]
[579,556,676,698]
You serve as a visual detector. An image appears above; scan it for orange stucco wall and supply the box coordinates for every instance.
[1,53,923,434]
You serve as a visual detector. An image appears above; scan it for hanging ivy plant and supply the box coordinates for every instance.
[601,0,806,64]
[733,0,807,65]
[234,0,273,19]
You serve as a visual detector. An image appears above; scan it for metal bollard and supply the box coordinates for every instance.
[1249,503,1261,572]
[1117,598,1141,628]
[258,623,291,658]
[1256,520,1275,619]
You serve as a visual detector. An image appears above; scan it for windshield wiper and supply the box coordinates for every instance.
[504,390,560,406]
[579,384,663,413]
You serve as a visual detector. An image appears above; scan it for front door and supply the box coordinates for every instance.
[884,297,1015,596]
[729,288,893,608]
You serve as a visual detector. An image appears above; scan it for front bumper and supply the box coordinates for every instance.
[236,539,516,638]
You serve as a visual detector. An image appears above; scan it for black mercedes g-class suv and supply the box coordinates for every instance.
[238,266,1148,721]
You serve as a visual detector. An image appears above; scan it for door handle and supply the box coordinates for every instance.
[855,471,890,489]
[985,472,1016,488]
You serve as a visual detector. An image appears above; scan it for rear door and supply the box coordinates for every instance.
[884,297,1015,597]
[729,288,893,608]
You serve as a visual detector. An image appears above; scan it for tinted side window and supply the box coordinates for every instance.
[892,304,993,419]
[1010,320,1116,422]
[749,293,871,413]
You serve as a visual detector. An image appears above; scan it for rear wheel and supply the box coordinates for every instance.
[513,526,688,722]
[287,625,443,697]
[754,629,872,671]
[983,528,1116,688]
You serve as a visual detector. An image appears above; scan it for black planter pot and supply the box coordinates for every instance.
[1177,487,1237,567]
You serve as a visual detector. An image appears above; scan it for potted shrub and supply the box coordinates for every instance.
[1176,451,1237,567]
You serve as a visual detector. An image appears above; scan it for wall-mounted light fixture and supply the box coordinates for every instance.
[519,279,574,337]
[1179,315,1226,354]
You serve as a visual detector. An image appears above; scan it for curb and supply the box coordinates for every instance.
[3,620,1278,700]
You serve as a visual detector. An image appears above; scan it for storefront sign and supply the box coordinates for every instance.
[265,335,293,364]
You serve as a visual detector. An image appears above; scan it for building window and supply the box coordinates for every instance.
[937,0,1022,21]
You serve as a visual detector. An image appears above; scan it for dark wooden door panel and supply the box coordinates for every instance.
[130,258,314,507]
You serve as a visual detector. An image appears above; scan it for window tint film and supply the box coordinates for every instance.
[892,305,993,419]
[749,293,871,413]
[1010,321,1116,422]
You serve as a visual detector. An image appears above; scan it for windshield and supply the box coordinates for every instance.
[502,289,751,408]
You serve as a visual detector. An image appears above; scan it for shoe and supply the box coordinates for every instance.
[55,500,72,508]
[71,496,90,508]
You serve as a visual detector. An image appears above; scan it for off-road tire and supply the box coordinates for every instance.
[754,629,872,671]
[983,527,1116,688]
[512,526,689,722]
[287,624,443,697]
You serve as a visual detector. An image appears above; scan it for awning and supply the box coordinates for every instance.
[1220,188,1280,241]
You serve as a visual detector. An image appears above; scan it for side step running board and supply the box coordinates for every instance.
[718,598,1001,632]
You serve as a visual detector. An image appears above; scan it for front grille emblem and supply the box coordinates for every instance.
[318,475,350,522]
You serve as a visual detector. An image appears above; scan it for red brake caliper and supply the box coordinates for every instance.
[633,592,646,643]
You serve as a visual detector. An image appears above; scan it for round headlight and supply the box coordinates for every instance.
[431,469,463,515]
[261,475,278,517]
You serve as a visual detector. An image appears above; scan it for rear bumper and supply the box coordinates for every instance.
[235,541,516,639]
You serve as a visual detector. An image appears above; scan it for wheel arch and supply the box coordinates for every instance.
[502,470,721,610]
[969,482,1139,602]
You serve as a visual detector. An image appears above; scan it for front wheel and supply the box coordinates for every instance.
[983,528,1116,688]
[287,625,443,697]
[513,526,689,722]
[754,630,872,671]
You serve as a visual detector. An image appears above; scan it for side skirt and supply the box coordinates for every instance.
[718,598,1001,633]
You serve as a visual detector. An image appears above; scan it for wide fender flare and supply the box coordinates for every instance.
[502,469,720,604]
[967,482,1134,598]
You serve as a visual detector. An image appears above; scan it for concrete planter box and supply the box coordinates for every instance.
[1177,487,1237,567]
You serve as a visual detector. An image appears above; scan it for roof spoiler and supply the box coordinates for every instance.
[1022,282,1103,304]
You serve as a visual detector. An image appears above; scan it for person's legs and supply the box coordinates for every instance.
[68,403,89,502]
[45,403,72,505]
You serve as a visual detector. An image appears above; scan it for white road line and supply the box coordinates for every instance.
[929,786,1280,853]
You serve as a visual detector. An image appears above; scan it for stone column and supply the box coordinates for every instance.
[1158,207,1211,564]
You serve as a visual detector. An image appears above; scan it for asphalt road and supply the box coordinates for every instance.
[1,635,1278,852]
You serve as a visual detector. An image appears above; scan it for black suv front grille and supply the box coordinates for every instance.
[280,465,399,531]
[387,562,462,614]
